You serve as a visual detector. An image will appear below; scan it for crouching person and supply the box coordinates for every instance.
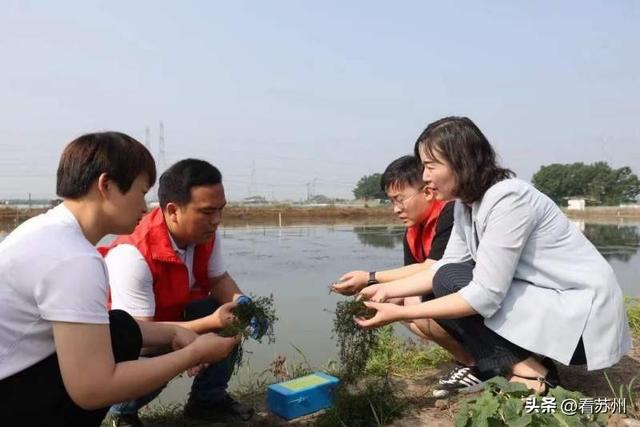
[102,159,257,426]
[332,155,492,395]
[0,133,238,427]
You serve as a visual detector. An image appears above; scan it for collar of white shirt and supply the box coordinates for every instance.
[167,232,193,258]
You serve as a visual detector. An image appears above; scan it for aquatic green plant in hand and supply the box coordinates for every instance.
[331,299,380,383]
[218,294,278,372]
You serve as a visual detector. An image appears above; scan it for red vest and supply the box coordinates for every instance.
[405,200,447,263]
[99,207,215,321]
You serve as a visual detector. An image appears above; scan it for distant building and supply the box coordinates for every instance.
[567,198,586,211]
[307,194,332,204]
[242,196,268,205]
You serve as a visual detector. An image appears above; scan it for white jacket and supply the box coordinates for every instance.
[433,178,631,370]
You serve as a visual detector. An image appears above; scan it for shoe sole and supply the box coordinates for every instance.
[432,381,486,397]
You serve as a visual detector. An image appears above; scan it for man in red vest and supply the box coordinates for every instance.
[101,159,255,426]
[331,155,488,396]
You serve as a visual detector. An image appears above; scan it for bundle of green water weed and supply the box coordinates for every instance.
[219,294,277,341]
[331,299,380,384]
[218,294,278,372]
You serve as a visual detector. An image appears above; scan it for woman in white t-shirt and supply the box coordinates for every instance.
[0,132,239,426]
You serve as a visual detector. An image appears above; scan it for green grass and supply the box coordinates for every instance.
[626,297,640,338]
[314,378,407,427]
[98,301,640,426]
[309,326,449,426]
[365,325,453,377]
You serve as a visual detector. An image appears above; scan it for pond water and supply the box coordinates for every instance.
[156,220,640,406]
[1,220,639,407]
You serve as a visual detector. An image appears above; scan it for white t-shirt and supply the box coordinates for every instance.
[105,229,226,318]
[0,204,110,380]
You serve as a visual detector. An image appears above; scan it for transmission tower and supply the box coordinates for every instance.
[248,161,257,197]
[144,126,151,151]
[158,121,166,172]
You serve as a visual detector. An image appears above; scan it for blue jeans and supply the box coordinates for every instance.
[109,299,237,416]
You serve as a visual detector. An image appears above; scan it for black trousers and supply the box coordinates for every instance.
[432,262,586,373]
[0,310,142,427]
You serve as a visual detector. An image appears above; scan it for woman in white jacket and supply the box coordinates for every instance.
[357,117,631,395]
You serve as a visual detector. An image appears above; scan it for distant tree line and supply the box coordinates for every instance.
[353,173,387,200]
[532,162,640,206]
[353,162,640,206]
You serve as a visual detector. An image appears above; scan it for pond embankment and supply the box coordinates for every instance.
[3,204,640,233]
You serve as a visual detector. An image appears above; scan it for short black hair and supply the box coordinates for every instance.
[414,116,514,204]
[56,132,156,199]
[380,155,423,192]
[158,159,223,209]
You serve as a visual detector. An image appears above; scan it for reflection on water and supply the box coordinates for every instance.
[352,222,640,263]
[583,224,640,262]
[353,225,405,248]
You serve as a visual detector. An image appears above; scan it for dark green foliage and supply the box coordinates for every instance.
[315,378,407,427]
[353,173,388,200]
[331,299,380,384]
[218,294,277,372]
[454,377,607,427]
[626,297,640,338]
[532,162,640,205]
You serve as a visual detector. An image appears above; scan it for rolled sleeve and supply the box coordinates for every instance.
[457,190,536,318]
[458,279,504,318]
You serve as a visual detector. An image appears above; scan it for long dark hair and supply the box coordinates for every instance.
[414,117,514,204]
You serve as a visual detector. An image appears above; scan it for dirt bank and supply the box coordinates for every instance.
[133,338,639,426]
[0,205,398,233]
[4,204,639,234]
[564,206,640,222]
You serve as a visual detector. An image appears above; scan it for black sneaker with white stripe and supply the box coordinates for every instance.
[432,364,490,397]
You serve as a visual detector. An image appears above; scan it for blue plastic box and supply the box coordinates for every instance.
[267,371,340,420]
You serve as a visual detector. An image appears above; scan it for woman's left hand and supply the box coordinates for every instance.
[171,325,198,351]
[354,301,405,329]
[171,326,209,376]
[357,284,389,303]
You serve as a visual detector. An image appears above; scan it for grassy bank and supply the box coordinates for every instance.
[105,300,640,426]
[627,297,640,338]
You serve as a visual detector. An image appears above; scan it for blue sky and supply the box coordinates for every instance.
[1,1,638,200]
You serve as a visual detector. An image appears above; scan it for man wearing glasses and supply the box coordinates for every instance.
[332,155,484,396]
